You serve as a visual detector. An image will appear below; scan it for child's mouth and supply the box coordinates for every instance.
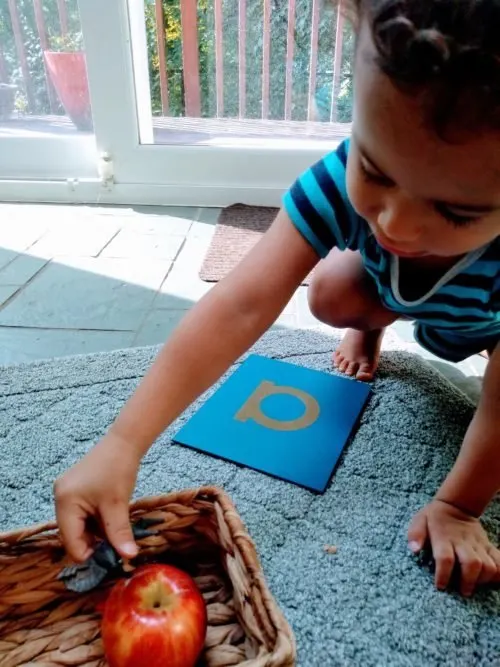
[375,236,428,258]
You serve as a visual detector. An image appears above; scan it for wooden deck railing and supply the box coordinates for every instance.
[152,0,347,121]
[155,0,169,114]
[1,0,348,123]
[261,0,271,119]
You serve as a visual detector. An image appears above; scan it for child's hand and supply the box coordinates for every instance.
[408,499,500,596]
[54,432,141,563]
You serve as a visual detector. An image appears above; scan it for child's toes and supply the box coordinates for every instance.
[338,358,350,373]
[356,362,374,381]
[333,353,344,369]
[345,361,359,376]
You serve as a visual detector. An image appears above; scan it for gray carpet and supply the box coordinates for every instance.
[1,328,499,666]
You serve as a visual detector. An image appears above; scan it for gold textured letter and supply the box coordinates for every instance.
[235,380,320,431]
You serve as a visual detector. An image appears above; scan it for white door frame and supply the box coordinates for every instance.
[0,134,97,182]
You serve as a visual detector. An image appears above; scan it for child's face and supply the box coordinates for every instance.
[346,22,500,259]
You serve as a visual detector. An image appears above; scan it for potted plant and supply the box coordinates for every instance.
[44,32,93,131]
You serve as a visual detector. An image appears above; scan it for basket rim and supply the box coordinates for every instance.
[0,485,227,544]
[0,484,297,664]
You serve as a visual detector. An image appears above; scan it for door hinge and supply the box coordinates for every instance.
[98,152,114,188]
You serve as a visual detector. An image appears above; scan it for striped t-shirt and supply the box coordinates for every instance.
[283,138,500,362]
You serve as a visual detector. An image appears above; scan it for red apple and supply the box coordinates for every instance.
[101,563,207,667]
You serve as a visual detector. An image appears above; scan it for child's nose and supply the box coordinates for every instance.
[377,195,422,243]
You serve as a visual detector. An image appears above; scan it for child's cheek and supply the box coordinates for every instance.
[346,160,379,224]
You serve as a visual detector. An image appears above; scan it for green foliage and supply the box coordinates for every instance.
[48,30,84,52]
[0,0,83,112]
[0,0,354,122]
[0,0,48,112]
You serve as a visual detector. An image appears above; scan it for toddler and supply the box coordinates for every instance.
[55,0,500,597]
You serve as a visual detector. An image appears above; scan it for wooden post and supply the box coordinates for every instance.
[261,0,271,119]
[238,0,246,118]
[330,0,344,122]
[33,0,59,113]
[180,0,202,116]
[7,0,35,111]
[214,0,224,117]
[155,0,169,114]
[284,0,296,121]
[57,0,69,37]
[307,0,320,120]
[0,38,8,83]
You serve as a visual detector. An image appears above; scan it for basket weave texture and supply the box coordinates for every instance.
[0,486,296,667]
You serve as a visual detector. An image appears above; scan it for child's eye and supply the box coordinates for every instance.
[359,158,394,188]
[433,203,480,227]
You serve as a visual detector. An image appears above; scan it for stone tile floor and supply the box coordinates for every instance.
[0,202,487,402]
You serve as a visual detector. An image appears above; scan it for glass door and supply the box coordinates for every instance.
[0,0,98,183]
[79,0,353,207]
[0,0,353,206]
[142,0,354,148]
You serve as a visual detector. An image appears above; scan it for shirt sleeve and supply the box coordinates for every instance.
[493,261,500,313]
[282,139,361,258]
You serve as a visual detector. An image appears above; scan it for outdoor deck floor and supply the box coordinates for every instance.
[0,114,350,145]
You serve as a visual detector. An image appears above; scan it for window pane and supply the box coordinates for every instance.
[141,0,353,146]
[0,0,94,138]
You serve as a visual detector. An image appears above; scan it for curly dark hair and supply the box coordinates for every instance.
[344,0,500,134]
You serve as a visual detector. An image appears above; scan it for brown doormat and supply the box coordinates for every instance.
[199,204,314,286]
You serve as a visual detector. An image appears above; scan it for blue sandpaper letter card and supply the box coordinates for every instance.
[173,354,372,493]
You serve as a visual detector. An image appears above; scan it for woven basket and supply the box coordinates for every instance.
[0,486,296,667]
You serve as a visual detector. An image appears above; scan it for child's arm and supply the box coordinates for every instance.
[408,342,500,596]
[54,209,319,562]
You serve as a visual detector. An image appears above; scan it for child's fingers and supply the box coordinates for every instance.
[432,543,455,591]
[56,504,94,563]
[54,478,94,562]
[453,544,483,596]
[99,501,139,559]
[407,511,427,553]
[487,546,500,582]
[475,549,498,585]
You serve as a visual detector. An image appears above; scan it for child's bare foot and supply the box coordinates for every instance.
[333,328,385,381]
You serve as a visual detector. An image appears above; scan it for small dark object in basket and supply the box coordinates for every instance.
[58,516,162,593]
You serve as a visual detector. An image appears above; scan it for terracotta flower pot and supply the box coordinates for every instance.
[44,51,93,131]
